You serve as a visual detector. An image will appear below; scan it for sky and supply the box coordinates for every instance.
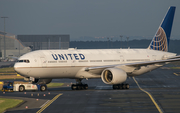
[0,0,180,41]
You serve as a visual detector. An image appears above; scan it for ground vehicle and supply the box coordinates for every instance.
[2,82,13,92]
[2,81,47,92]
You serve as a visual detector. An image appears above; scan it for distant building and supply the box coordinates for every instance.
[0,31,31,59]
[0,33,70,59]
[17,35,70,50]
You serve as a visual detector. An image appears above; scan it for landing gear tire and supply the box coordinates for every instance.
[84,84,88,90]
[125,84,129,89]
[119,84,123,89]
[122,84,126,89]
[113,84,129,90]
[113,85,119,89]
[71,79,88,90]
[71,84,77,90]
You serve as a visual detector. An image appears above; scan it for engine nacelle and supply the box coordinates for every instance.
[101,68,127,85]
[33,78,52,84]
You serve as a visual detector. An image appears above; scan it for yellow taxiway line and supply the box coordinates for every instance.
[36,93,63,113]
[173,73,179,76]
[133,77,163,113]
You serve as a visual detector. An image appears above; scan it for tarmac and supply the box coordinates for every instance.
[1,68,180,113]
[0,61,15,68]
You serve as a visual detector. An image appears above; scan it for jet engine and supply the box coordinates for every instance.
[33,78,52,84]
[101,68,127,85]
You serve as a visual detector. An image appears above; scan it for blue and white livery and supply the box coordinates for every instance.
[148,6,176,51]
[14,6,180,90]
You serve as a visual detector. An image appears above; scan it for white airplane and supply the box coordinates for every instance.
[14,6,180,90]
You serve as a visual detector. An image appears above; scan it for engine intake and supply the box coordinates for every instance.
[101,68,127,85]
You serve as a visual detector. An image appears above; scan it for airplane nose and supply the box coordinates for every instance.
[13,61,31,77]
[14,63,19,72]
[14,62,21,73]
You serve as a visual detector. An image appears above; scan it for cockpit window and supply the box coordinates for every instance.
[18,59,30,63]
[24,60,29,63]
[18,60,23,62]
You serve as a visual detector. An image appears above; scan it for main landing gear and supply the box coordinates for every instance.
[71,79,129,90]
[71,79,88,90]
[113,83,129,90]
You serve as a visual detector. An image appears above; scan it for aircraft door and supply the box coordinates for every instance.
[120,55,125,63]
[40,57,47,67]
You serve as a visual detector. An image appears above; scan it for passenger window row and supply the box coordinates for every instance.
[18,60,30,63]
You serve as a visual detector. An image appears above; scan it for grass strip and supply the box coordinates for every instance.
[169,67,180,69]
[0,98,23,113]
[47,83,64,87]
[0,67,15,73]
[0,78,24,80]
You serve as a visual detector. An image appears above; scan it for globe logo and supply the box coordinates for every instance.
[148,27,168,51]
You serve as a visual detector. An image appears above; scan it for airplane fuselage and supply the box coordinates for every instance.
[14,48,176,79]
[13,6,178,90]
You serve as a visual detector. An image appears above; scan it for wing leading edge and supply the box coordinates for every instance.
[85,57,180,75]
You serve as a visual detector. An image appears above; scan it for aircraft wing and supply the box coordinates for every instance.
[85,58,180,72]
[167,55,180,59]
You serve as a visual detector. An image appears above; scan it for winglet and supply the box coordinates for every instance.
[148,6,176,52]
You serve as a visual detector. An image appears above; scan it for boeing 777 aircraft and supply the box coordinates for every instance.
[14,6,180,91]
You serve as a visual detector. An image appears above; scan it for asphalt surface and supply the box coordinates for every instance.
[0,61,15,68]
[1,68,180,113]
